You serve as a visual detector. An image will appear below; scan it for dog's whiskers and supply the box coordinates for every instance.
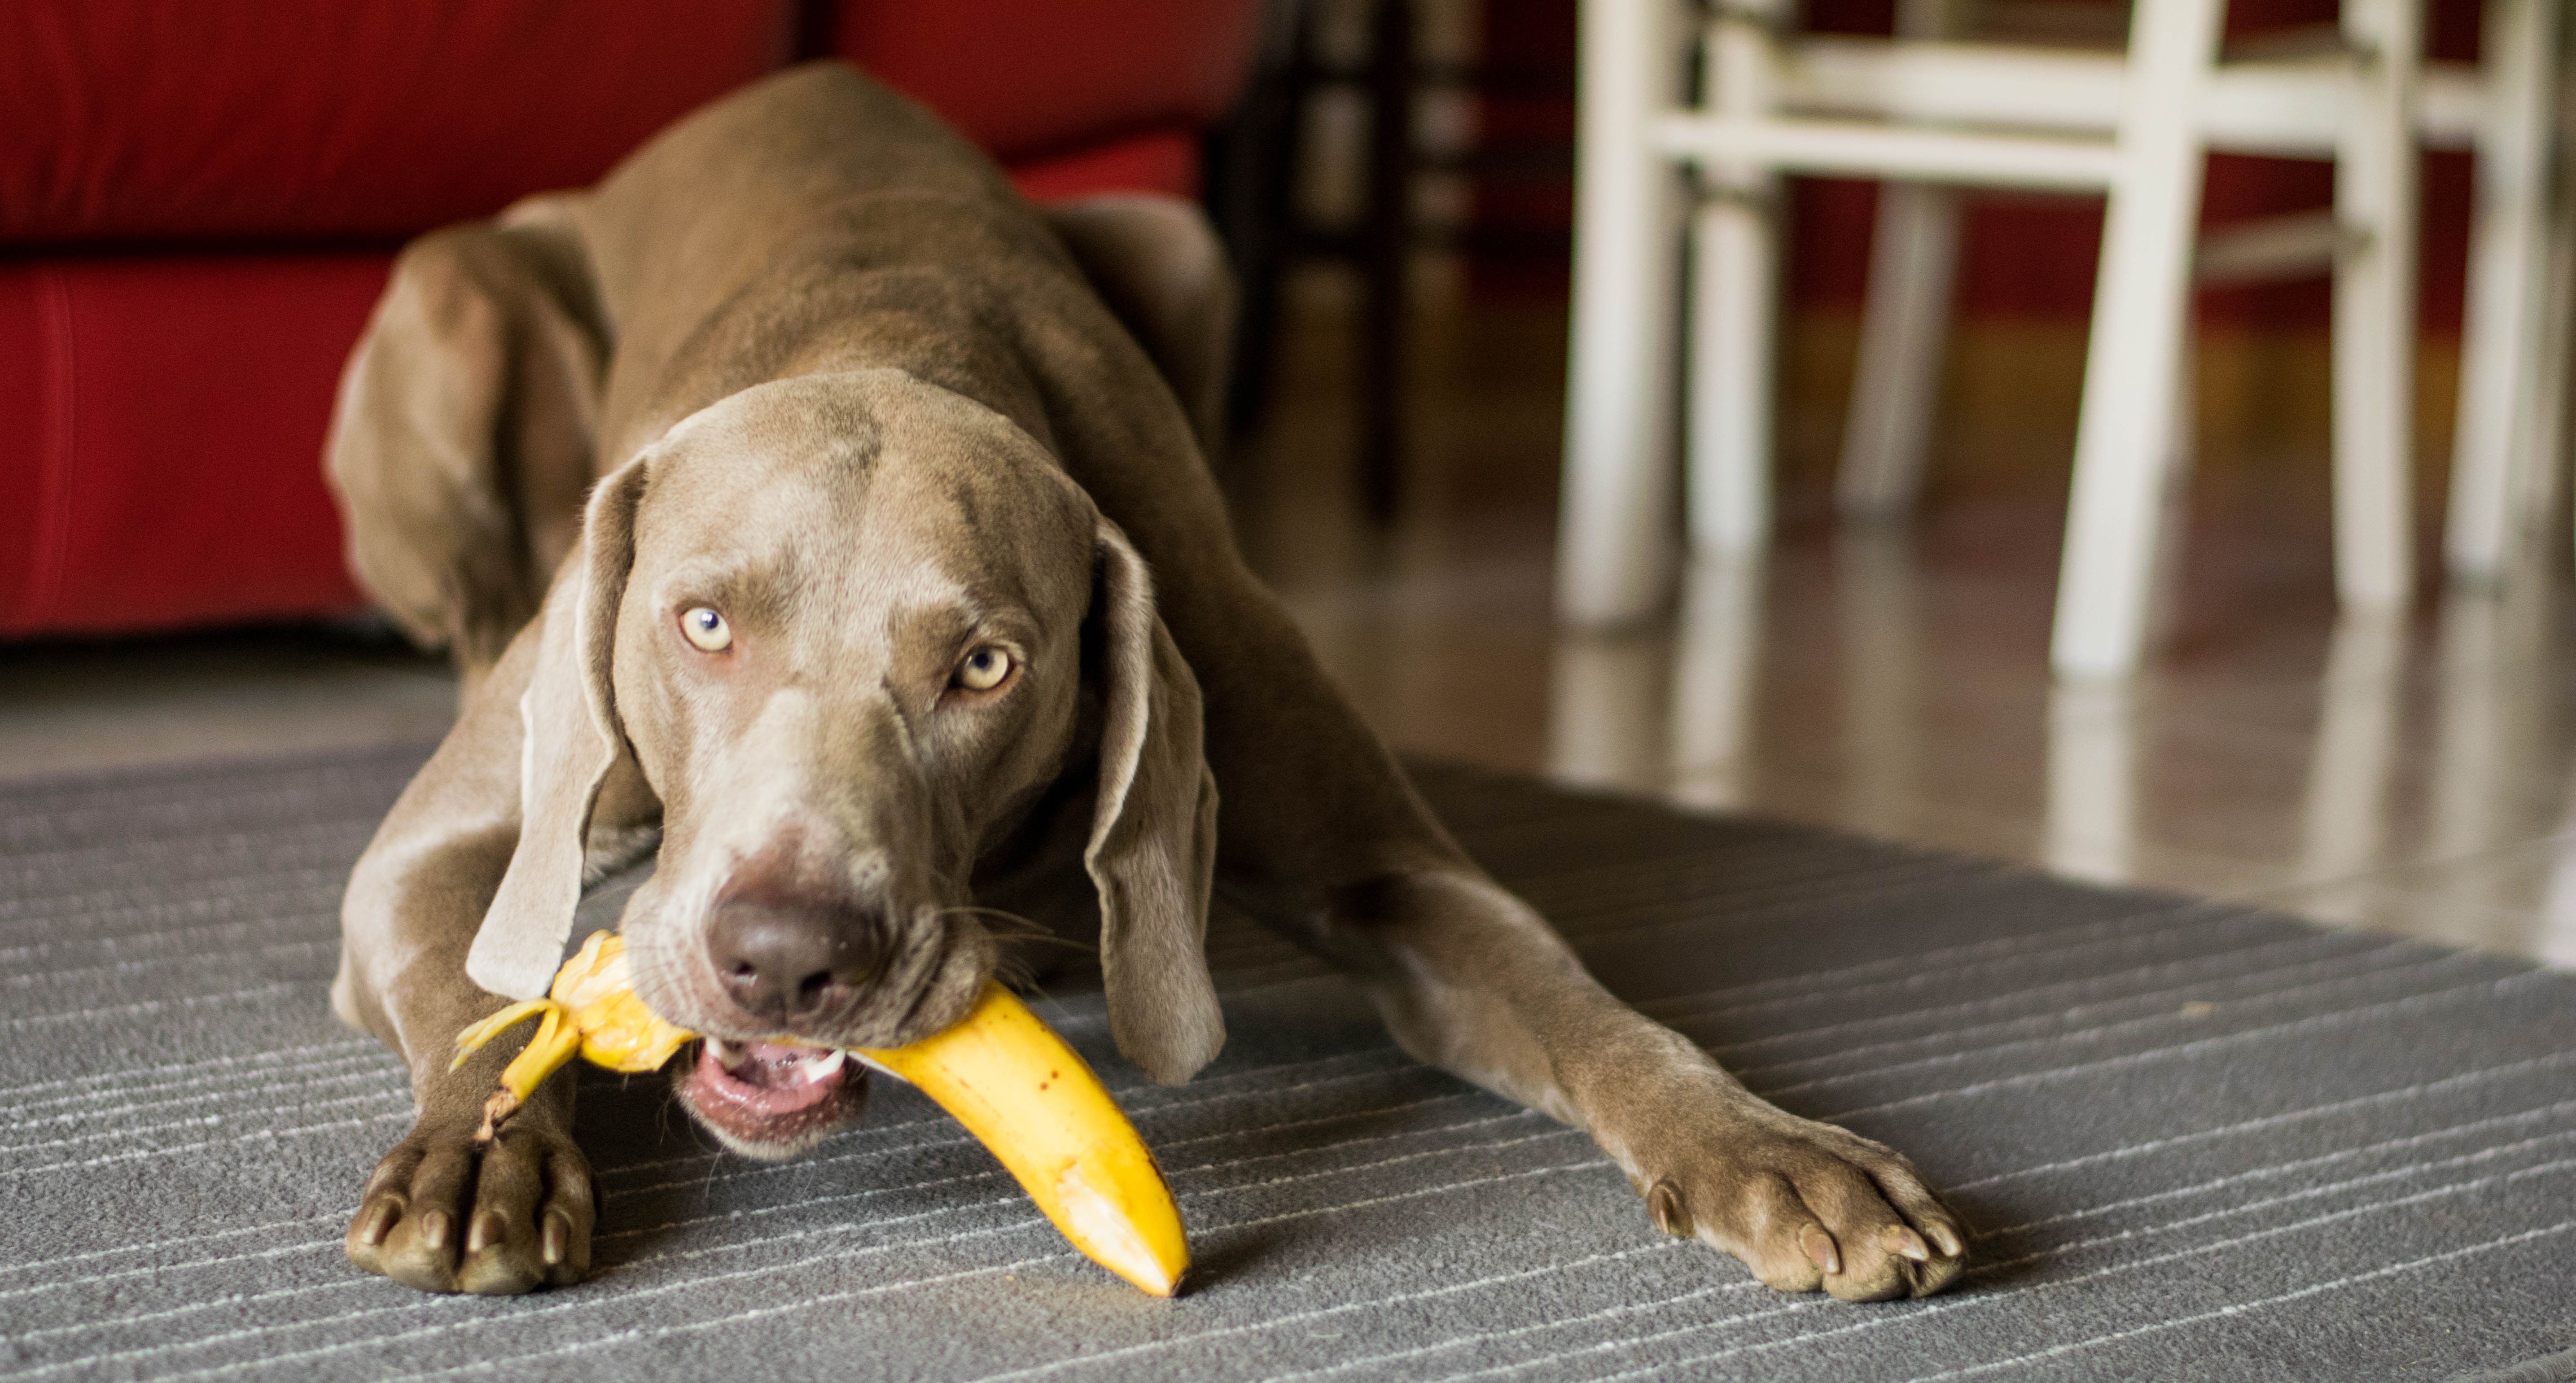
[928,905,1092,952]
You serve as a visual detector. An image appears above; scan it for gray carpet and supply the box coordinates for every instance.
[4,743,2574,1383]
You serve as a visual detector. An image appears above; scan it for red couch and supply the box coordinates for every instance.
[1,0,1260,639]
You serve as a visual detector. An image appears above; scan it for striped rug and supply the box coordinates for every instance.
[3,744,2573,1381]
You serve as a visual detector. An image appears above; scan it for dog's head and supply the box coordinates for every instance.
[465,369,1222,1157]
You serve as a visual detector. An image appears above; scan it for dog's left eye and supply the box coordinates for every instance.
[680,606,732,652]
[953,644,1013,692]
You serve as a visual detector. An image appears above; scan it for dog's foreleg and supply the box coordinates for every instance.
[1294,865,1967,1300]
[333,627,606,1294]
[1159,576,1968,1300]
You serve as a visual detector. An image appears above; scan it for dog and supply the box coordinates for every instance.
[323,63,1967,1300]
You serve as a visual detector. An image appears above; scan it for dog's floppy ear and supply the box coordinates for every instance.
[464,455,650,999]
[1086,520,1226,1085]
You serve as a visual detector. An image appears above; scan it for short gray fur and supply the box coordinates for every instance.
[2,743,2571,1382]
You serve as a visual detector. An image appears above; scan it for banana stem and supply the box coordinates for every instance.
[451,998,585,1142]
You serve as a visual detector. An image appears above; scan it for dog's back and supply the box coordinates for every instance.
[568,65,1133,485]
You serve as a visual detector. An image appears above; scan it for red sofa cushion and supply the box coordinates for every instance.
[0,146,1215,638]
[0,0,793,243]
[835,0,1261,162]
[0,255,385,636]
[2,0,1260,246]
[1,0,1260,638]
[1008,128,1205,202]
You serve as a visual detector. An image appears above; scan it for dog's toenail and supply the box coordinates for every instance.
[1928,1222,1964,1257]
[1885,1225,1932,1262]
[1646,1179,1691,1239]
[1801,1225,1840,1275]
[542,1210,571,1266]
[420,1210,451,1252]
[355,1200,399,1247]
[467,1209,507,1254]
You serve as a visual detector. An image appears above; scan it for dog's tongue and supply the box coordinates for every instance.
[693,1041,849,1116]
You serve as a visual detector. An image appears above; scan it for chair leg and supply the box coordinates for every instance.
[2532,32,2576,565]
[2052,0,2225,679]
[2445,0,2555,582]
[1688,191,1780,554]
[1838,183,1961,516]
[2331,0,2422,610]
[1684,0,1789,556]
[1839,0,1968,518]
[1359,0,1416,523]
[2531,207,2576,564]
[1558,0,1686,624]
[2145,310,2200,645]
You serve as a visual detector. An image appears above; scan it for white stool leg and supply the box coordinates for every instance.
[1690,191,1780,552]
[1837,0,1968,516]
[2514,6,2576,560]
[2146,309,2200,643]
[1686,1,1787,555]
[2445,0,2557,583]
[2052,0,2225,680]
[1838,183,1961,515]
[1558,0,1686,624]
[2536,47,2576,565]
[2331,0,2422,609]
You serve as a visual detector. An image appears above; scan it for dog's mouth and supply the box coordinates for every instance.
[675,1038,868,1159]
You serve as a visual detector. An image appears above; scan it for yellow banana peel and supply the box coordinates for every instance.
[451,930,1188,1295]
[548,930,697,1073]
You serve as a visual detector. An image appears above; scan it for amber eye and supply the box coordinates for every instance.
[679,606,732,652]
[954,644,1013,692]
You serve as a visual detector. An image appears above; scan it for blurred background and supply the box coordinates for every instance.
[5,0,2573,966]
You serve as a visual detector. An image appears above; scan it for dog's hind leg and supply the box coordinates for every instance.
[325,195,609,688]
[1043,196,1237,462]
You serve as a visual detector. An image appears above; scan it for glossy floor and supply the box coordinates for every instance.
[5,274,2572,972]
[1228,274,2576,970]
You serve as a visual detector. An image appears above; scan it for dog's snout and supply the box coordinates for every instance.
[708,896,879,1025]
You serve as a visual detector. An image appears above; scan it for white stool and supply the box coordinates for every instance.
[1558,0,2506,678]
[2445,0,2570,584]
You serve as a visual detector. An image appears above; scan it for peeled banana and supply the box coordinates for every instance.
[452,931,1189,1295]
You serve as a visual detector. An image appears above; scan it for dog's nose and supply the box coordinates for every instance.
[707,898,877,1025]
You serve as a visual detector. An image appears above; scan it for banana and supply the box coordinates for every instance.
[855,980,1190,1296]
[451,931,1189,1295]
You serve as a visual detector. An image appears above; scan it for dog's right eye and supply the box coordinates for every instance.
[953,644,1014,692]
[679,606,732,652]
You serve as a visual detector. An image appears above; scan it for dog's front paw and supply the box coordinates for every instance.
[1628,1097,1967,1301]
[346,1116,596,1295]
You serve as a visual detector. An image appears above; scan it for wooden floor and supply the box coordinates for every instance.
[6,269,2572,968]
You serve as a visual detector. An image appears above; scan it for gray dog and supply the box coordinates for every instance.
[323,64,1967,1300]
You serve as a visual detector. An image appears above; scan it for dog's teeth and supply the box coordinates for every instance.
[705,1038,743,1066]
[796,1050,848,1083]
